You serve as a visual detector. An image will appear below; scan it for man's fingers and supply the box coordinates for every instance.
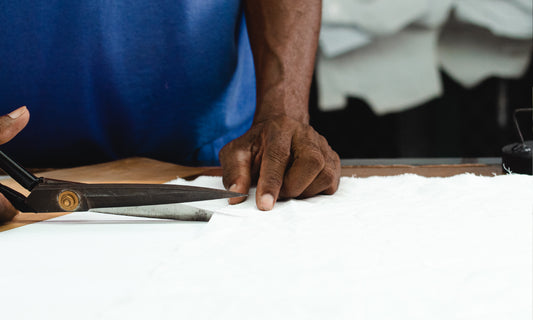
[300,149,341,198]
[220,146,252,205]
[0,194,18,223]
[300,166,339,197]
[256,133,292,211]
[0,106,30,144]
[280,134,324,198]
[220,115,340,211]
[0,106,28,223]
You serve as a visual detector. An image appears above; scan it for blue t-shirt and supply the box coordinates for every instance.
[0,1,255,167]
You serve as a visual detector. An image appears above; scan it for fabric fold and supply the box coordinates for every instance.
[317,0,532,114]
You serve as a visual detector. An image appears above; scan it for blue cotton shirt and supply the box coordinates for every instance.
[0,1,255,167]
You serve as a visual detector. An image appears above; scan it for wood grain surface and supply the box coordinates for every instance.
[0,157,502,232]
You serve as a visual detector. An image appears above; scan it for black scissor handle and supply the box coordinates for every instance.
[0,183,35,212]
[0,150,41,191]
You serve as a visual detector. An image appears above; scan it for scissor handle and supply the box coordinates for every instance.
[0,150,41,191]
[0,183,35,212]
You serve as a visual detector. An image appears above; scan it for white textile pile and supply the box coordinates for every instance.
[0,174,532,319]
[319,0,533,114]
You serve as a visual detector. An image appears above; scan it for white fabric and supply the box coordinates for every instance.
[416,0,454,28]
[455,0,533,39]
[439,20,533,88]
[318,0,448,113]
[318,0,532,113]
[318,27,442,114]
[319,26,372,58]
[322,0,427,35]
[1,174,532,320]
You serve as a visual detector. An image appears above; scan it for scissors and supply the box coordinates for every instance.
[0,150,243,216]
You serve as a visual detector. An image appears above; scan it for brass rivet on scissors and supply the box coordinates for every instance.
[58,190,80,211]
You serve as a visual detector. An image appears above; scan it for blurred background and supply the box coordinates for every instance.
[309,0,532,159]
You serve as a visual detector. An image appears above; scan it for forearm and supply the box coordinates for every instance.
[243,0,321,124]
[221,1,339,211]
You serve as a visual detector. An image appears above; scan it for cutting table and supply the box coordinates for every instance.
[2,157,531,320]
[0,157,501,232]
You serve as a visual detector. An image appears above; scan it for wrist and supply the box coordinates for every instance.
[253,87,310,125]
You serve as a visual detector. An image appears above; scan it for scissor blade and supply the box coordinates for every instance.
[25,183,244,212]
[91,203,214,221]
[84,184,243,210]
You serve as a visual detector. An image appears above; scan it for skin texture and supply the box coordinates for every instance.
[0,106,30,223]
[219,0,341,210]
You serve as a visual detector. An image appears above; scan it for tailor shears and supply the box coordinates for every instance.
[0,150,242,217]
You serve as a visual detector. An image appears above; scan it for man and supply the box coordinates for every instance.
[0,1,340,222]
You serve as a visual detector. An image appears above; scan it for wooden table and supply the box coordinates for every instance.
[0,157,501,232]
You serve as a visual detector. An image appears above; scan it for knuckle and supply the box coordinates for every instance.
[323,173,340,195]
[219,141,237,160]
[321,166,338,186]
[329,145,339,158]
[323,144,340,166]
[331,151,341,168]
[265,146,290,165]
[319,135,329,146]
[301,149,325,171]
[259,171,285,194]
[220,146,248,164]
[262,172,284,187]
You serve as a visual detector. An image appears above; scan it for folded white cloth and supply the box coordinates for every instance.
[318,0,532,113]
[439,19,533,88]
[317,27,442,114]
[322,0,428,35]
[416,0,454,28]
[318,0,448,113]
[455,0,533,39]
[319,25,371,58]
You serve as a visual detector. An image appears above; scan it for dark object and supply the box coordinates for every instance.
[0,150,243,214]
[501,109,532,175]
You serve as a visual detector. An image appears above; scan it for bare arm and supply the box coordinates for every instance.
[244,0,320,124]
[219,0,341,210]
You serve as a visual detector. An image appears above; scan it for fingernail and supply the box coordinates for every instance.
[228,184,246,205]
[8,106,27,119]
[228,184,238,204]
[259,193,274,211]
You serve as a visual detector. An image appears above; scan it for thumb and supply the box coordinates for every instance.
[0,194,18,223]
[220,148,252,205]
[0,106,30,145]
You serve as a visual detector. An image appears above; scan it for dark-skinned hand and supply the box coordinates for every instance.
[219,115,341,211]
[0,106,30,223]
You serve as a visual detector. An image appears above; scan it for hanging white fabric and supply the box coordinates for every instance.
[317,0,533,114]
